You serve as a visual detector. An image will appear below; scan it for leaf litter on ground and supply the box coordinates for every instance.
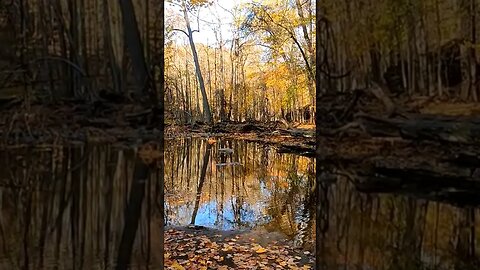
[165,227,314,270]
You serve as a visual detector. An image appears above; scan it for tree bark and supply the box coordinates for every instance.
[118,0,150,99]
[295,0,315,121]
[103,0,122,94]
[182,0,213,124]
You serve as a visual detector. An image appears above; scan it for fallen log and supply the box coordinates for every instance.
[444,152,480,168]
[356,113,480,144]
[357,175,480,207]
[355,166,480,206]
[276,144,315,157]
[277,128,315,138]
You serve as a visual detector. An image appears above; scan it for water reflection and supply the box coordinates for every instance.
[0,145,163,269]
[164,138,316,249]
[3,137,478,269]
[317,172,480,270]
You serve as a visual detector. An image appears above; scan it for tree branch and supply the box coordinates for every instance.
[172,28,189,37]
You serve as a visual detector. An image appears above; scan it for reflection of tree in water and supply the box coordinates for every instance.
[190,143,212,225]
[315,172,480,270]
[0,146,164,269]
[263,155,316,249]
[164,138,316,243]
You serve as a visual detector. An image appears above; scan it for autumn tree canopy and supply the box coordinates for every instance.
[165,0,316,124]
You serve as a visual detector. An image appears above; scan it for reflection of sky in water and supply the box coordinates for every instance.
[165,139,314,234]
[193,197,270,230]
[167,192,272,230]
[165,172,310,231]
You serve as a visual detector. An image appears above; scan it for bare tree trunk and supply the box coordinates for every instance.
[103,1,122,93]
[204,46,212,115]
[406,0,419,95]
[182,0,212,124]
[68,0,80,98]
[228,45,234,120]
[118,0,150,100]
[468,0,477,101]
[214,27,226,121]
[420,0,432,96]
[79,0,89,99]
[435,0,443,97]
[459,0,475,101]
[295,0,315,121]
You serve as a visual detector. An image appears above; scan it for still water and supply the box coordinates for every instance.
[0,145,164,270]
[164,138,316,246]
[0,137,479,269]
[0,138,315,269]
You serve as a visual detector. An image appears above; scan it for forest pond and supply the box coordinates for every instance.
[164,138,316,247]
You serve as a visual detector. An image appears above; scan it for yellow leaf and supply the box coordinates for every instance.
[221,244,233,252]
[255,247,267,254]
[170,261,185,270]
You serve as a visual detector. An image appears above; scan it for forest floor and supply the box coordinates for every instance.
[165,121,315,156]
[165,226,314,270]
[0,100,317,158]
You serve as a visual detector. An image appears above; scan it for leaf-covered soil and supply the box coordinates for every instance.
[165,226,314,270]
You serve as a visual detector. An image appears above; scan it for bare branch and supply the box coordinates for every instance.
[172,28,189,37]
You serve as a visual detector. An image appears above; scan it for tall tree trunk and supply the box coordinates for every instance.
[468,0,477,101]
[79,0,89,99]
[295,0,315,120]
[229,45,234,120]
[435,0,443,97]
[118,0,150,100]
[459,0,475,101]
[103,1,122,93]
[406,0,419,95]
[182,0,213,124]
[68,0,81,98]
[215,27,226,121]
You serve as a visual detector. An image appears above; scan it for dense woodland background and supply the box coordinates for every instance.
[0,0,163,107]
[166,0,316,124]
[320,0,479,99]
[165,0,480,124]
[0,0,478,124]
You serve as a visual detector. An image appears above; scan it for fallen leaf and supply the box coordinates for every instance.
[255,247,268,254]
[170,261,185,270]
